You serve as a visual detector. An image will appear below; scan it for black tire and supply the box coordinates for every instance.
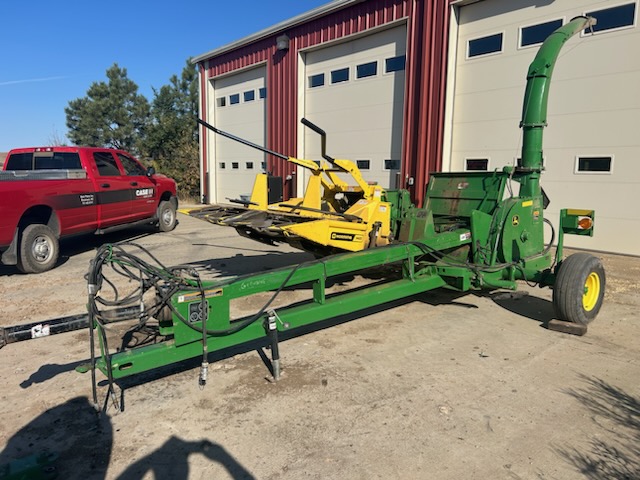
[553,253,605,325]
[17,224,59,274]
[157,199,177,232]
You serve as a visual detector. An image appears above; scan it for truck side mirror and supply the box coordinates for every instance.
[146,166,156,177]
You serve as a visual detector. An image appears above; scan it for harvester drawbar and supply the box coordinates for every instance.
[82,17,605,410]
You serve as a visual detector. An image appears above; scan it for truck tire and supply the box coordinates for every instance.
[17,224,59,274]
[157,200,177,232]
[552,253,605,325]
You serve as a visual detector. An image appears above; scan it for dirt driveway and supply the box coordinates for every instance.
[0,212,638,479]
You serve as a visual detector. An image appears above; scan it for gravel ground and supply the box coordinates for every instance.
[0,212,638,479]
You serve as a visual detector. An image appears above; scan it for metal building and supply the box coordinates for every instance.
[193,0,449,205]
[193,0,639,256]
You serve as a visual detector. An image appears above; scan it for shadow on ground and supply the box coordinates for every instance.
[0,397,112,479]
[555,374,640,479]
[114,436,254,480]
[0,396,254,479]
[488,290,555,324]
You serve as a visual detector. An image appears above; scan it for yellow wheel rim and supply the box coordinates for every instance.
[583,272,601,312]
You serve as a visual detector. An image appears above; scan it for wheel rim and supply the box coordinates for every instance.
[162,208,175,226]
[32,235,53,263]
[583,272,601,312]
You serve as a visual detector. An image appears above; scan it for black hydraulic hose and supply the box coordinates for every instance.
[174,262,304,337]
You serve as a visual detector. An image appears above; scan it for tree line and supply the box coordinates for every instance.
[65,61,200,200]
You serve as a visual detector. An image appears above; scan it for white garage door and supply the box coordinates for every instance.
[212,66,266,203]
[449,0,640,255]
[303,24,407,189]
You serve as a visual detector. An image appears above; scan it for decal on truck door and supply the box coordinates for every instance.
[135,188,154,198]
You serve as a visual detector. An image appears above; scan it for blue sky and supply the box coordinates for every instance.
[0,0,328,152]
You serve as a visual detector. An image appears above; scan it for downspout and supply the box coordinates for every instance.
[518,16,596,198]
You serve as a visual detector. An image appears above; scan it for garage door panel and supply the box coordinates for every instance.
[212,66,266,203]
[451,0,640,255]
[304,25,407,188]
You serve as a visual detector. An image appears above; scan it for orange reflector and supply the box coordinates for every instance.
[578,216,593,230]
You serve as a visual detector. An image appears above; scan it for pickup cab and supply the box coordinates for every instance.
[0,146,178,273]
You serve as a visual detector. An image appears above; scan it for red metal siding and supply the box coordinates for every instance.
[403,0,450,206]
[198,62,209,203]
[198,0,450,203]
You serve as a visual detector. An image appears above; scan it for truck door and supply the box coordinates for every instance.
[91,151,134,227]
[116,152,157,220]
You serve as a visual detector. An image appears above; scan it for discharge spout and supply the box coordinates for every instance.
[519,15,596,197]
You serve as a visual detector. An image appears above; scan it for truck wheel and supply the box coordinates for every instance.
[157,200,177,232]
[17,224,59,274]
[552,253,605,325]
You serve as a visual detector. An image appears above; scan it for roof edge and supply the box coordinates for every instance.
[191,0,366,64]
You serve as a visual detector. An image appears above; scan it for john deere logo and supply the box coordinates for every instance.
[512,215,520,226]
[330,232,355,241]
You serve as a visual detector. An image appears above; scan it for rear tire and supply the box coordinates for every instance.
[157,200,177,232]
[553,253,605,325]
[17,224,59,274]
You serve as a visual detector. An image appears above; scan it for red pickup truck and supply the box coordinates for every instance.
[0,146,178,273]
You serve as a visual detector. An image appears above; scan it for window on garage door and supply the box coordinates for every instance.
[520,19,563,48]
[575,156,613,174]
[585,3,636,34]
[467,32,503,58]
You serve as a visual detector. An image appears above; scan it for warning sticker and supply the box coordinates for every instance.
[177,288,223,303]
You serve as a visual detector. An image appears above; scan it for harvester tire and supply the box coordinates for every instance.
[553,253,605,325]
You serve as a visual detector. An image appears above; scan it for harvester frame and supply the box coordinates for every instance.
[83,17,605,409]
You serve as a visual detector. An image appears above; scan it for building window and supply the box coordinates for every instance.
[575,156,613,173]
[308,73,325,88]
[356,62,377,79]
[229,94,240,105]
[259,87,267,99]
[232,162,239,169]
[244,90,255,102]
[261,162,267,171]
[219,162,226,169]
[520,19,563,47]
[246,162,254,169]
[467,32,503,58]
[216,97,226,107]
[385,55,406,73]
[586,3,636,34]
[331,67,349,84]
[356,159,370,170]
[465,158,489,171]
[384,159,401,170]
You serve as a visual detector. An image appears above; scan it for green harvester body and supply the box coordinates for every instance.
[91,17,601,382]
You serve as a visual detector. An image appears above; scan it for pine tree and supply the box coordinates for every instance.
[141,59,200,200]
[65,64,150,154]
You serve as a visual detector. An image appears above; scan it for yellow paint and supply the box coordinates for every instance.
[566,209,593,216]
[583,272,601,311]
